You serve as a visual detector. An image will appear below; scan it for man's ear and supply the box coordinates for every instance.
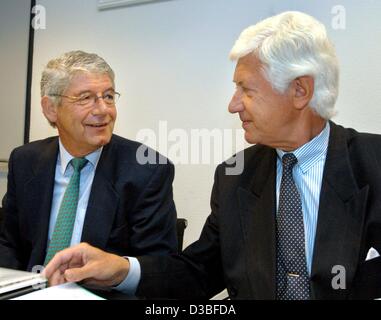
[292,76,314,110]
[41,96,58,124]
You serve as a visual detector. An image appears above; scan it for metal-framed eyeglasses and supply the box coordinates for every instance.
[49,91,121,107]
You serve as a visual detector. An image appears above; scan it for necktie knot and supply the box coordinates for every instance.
[71,158,88,172]
[282,153,297,170]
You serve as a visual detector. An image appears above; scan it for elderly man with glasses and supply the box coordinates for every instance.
[0,51,178,290]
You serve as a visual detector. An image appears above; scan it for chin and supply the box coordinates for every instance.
[91,136,112,148]
[244,132,258,145]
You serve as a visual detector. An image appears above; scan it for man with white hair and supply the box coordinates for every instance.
[0,51,178,276]
[44,12,381,299]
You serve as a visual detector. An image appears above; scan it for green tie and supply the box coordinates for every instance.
[44,157,88,265]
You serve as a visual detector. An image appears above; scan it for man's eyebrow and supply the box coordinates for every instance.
[233,80,244,86]
[75,90,91,96]
[234,81,257,91]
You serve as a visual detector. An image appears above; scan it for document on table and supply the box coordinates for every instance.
[12,282,105,300]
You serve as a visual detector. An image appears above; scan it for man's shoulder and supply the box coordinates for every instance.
[333,123,381,154]
[107,134,172,166]
[216,144,273,177]
[222,144,272,165]
[108,134,141,152]
[347,128,381,146]
[10,136,58,159]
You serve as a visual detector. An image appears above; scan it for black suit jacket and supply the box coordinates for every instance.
[0,134,177,271]
[137,122,381,300]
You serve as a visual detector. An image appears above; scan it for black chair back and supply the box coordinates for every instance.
[176,218,188,253]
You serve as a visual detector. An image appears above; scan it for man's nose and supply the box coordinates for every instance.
[228,90,244,113]
[92,96,109,114]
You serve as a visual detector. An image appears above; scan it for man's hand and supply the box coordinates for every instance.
[43,243,130,288]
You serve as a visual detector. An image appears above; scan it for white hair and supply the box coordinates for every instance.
[230,11,339,119]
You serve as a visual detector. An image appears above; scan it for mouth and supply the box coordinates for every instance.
[86,122,109,128]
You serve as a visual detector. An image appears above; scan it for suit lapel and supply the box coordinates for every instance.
[237,147,277,299]
[24,138,58,269]
[81,139,119,249]
[311,122,368,299]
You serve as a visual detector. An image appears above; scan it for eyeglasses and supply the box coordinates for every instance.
[50,91,121,107]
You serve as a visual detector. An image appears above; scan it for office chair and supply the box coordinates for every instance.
[176,218,188,253]
[0,207,3,229]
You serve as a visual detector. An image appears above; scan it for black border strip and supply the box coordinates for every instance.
[24,0,36,144]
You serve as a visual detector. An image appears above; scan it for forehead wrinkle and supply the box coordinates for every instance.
[75,87,115,95]
[66,79,114,96]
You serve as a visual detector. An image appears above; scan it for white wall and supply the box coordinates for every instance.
[21,0,381,247]
[0,0,31,207]
[0,0,29,160]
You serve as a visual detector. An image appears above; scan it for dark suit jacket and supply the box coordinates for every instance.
[137,122,381,300]
[0,134,178,271]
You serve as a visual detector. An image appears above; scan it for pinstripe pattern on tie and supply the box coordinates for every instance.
[44,157,88,265]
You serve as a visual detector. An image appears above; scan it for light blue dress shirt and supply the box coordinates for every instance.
[47,140,103,246]
[118,122,330,294]
[115,257,141,295]
[275,122,330,274]
[49,140,141,294]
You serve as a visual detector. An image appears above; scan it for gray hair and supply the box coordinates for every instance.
[41,50,115,103]
[230,11,339,119]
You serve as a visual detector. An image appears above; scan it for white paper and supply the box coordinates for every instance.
[12,282,105,300]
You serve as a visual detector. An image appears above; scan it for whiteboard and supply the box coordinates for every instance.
[0,0,31,160]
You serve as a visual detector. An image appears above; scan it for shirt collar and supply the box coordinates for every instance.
[58,139,103,175]
[276,122,330,174]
